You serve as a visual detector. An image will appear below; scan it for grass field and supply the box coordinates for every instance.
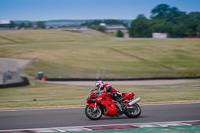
[0,30,200,78]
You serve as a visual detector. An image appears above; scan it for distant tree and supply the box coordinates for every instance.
[36,21,46,29]
[10,21,16,28]
[197,24,200,37]
[86,20,102,26]
[172,22,187,37]
[104,19,125,26]
[129,4,200,38]
[0,24,9,28]
[151,4,171,19]
[96,25,106,32]
[89,25,106,32]
[188,12,200,20]
[27,22,32,28]
[20,22,26,28]
[92,20,103,25]
[151,4,186,21]
[116,30,124,37]
[129,14,151,37]
[186,12,200,36]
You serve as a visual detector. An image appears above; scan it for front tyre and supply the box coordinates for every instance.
[85,105,102,120]
[125,103,141,118]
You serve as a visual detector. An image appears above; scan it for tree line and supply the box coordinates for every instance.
[0,21,46,29]
[82,4,200,38]
[129,4,200,38]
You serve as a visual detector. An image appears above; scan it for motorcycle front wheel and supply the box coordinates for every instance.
[125,103,141,118]
[85,105,102,120]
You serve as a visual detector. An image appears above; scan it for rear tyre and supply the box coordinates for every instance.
[125,103,141,118]
[85,105,102,120]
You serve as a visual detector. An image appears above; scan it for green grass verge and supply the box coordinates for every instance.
[0,81,200,109]
[68,125,200,133]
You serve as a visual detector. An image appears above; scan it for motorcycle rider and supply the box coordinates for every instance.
[95,80,125,111]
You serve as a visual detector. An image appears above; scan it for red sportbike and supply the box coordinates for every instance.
[85,88,141,120]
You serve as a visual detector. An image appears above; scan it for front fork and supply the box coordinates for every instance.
[93,102,97,112]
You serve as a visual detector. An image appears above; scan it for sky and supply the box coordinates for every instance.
[0,0,200,21]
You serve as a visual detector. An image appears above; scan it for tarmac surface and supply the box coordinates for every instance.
[0,103,199,131]
[0,58,32,73]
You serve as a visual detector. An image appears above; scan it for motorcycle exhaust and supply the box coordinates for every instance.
[128,97,141,106]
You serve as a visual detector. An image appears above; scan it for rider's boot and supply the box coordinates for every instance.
[121,101,126,111]
[118,100,125,112]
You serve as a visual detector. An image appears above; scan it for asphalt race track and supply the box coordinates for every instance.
[0,103,200,131]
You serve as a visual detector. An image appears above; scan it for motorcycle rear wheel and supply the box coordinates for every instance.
[85,105,102,120]
[125,103,141,118]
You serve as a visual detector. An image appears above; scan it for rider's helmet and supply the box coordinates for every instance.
[95,80,104,91]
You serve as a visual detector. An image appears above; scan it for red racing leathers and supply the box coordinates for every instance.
[104,83,120,94]
[103,83,125,111]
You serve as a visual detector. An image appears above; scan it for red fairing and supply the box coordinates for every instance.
[101,93,112,100]
[101,101,117,116]
[121,92,134,101]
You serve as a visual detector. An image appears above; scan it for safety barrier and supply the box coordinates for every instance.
[0,77,30,88]
[36,69,200,80]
